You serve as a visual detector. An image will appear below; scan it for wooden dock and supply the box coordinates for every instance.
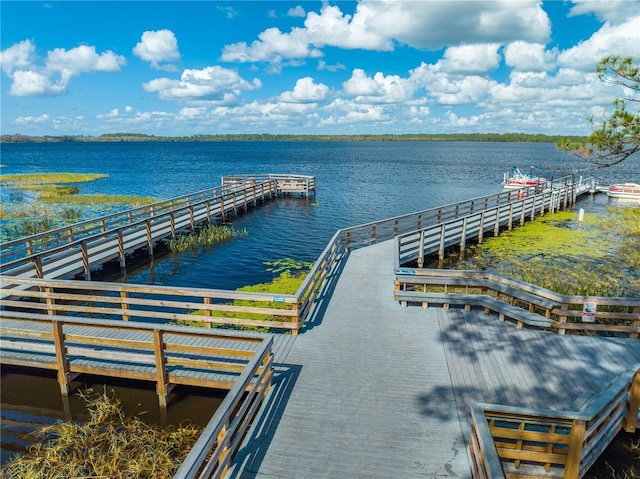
[228,240,640,479]
[0,174,315,283]
[2,173,638,478]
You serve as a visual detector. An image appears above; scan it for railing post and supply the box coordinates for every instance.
[203,297,212,328]
[52,321,72,396]
[189,205,195,230]
[438,224,446,263]
[418,230,425,268]
[169,212,176,237]
[564,419,586,479]
[507,203,514,230]
[217,421,230,477]
[493,207,500,236]
[153,329,169,409]
[371,225,377,245]
[34,255,43,278]
[478,212,485,243]
[45,285,56,315]
[121,291,130,321]
[146,219,154,256]
[460,217,468,257]
[624,369,640,432]
[117,229,126,269]
[81,240,91,281]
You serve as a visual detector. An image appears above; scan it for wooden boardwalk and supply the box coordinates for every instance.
[229,240,640,479]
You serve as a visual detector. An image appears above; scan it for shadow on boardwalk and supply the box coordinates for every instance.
[230,240,639,479]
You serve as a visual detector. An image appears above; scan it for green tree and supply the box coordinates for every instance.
[557,55,639,170]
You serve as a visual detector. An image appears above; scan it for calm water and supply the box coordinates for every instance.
[0,141,636,463]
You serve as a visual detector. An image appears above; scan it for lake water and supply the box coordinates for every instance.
[0,141,636,463]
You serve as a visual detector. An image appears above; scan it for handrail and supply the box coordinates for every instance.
[1,174,594,335]
[0,182,239,259]
[0,275,301,333]
[0,179,280,281]
[468,363,640,479]
[394,266,639,338]
[173,336,273,479]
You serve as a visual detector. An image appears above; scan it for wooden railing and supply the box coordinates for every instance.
[0,276,301,333]
[174,333,273,479]
[0,179,280,280]
[468,364,640,479]
[396,182,578,267]
[1,174,594,335]
[221,173,316,196]
[0,310,272,408]
[393,269,640,337]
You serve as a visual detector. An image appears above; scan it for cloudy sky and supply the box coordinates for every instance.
[1,1,638,137]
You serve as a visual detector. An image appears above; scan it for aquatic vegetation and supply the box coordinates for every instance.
[1,172,108,185]
[0,389,200,479]
[183,260,312,332]
[0,171,158,241]
[264,257,314,275]
[167,224,248,253]
[459,208,640,297]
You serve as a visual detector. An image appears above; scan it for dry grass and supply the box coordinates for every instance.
[0,389,201,479]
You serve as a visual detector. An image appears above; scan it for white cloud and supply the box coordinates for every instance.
[568,0,639,25]
[220,1,552,70]
[15,113,49,124]
[221,27,323,63]
[0,40,125,97]
[97,108,120,119]
[133,29,181,71]
[439,44,502,74]
[279,77,330,103]
[288,5,306,18]
[317,60,345,72]
[217,6,238,19]
[8,70,64,96]
[46,45,125,79]
[142,66,262,104]
[0,39,36,75]
[558,16,640,71]
[504,42,557,71]
[343,69,415,103]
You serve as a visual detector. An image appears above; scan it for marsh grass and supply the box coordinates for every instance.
[459,208,640,297]
[167,224,248,253]
[0,171,158,240]
[0,389,200,479]
[1,172,108,184]
[183,259,312,332]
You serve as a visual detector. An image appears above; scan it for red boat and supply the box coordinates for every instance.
[503,167,546,189]
[607,183,640,200]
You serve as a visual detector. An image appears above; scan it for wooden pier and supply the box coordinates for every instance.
[0,174,315,282]
[1,173,638,479]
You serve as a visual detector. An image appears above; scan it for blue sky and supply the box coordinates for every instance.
[1,1,638,136]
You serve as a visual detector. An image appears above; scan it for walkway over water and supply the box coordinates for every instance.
[230,240,640,479]
[2,173,637,478]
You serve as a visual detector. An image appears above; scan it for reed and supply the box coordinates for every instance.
[459,208,640,297]
[1,172,108,184]
[167,223,247,253]
[0,389,200,479]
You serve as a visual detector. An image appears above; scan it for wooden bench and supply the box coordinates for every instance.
[395,291,552,329]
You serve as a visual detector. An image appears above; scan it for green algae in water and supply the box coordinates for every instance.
[460,209,640,297]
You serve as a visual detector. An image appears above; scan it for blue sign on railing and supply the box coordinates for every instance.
[395,269,416,275]
[273,296,285,303]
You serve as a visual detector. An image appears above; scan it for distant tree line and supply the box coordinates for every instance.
[0,132,586,144]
